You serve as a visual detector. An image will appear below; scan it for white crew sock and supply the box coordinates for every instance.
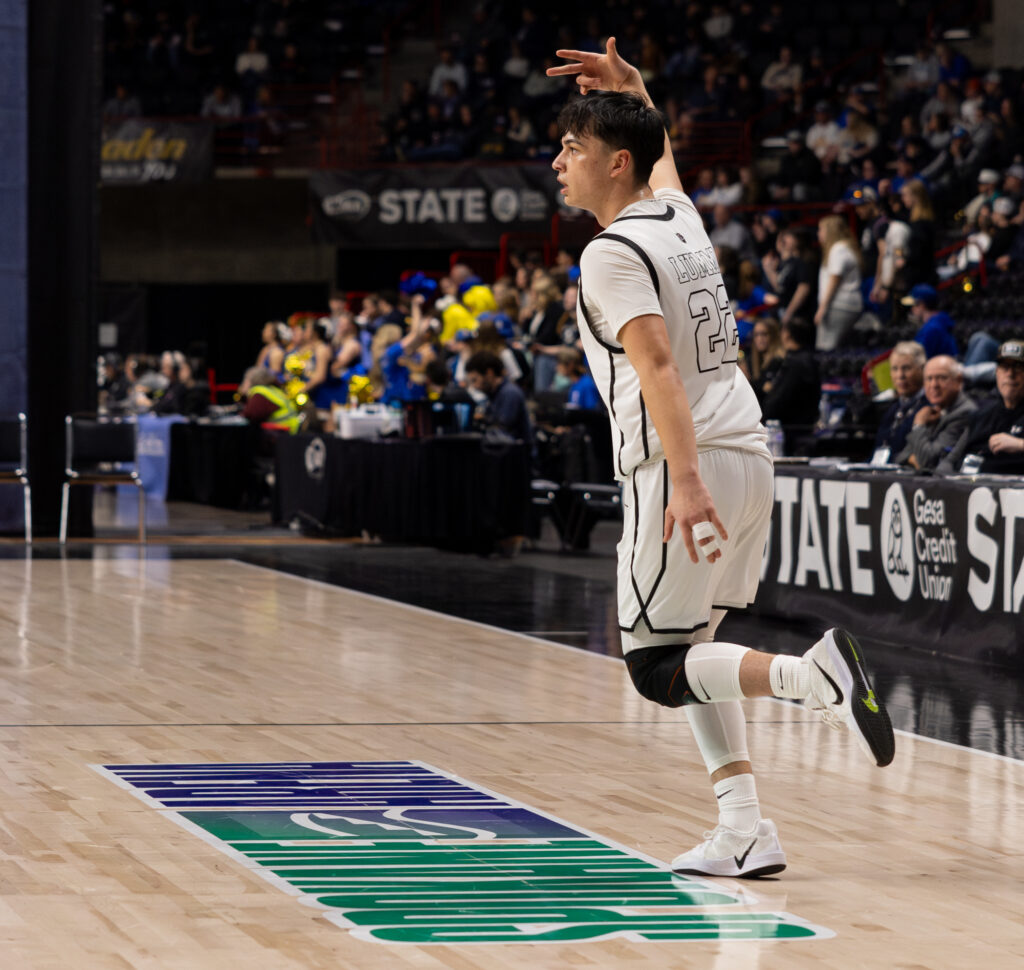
[713,773,761,832]
[769,654,810,699]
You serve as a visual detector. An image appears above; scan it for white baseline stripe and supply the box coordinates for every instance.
[229,559,1024,766]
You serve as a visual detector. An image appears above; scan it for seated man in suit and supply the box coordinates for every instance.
[873,340,926,462]
[895,355,976,470]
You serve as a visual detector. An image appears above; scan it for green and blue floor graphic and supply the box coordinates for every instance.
[94,760,833,945]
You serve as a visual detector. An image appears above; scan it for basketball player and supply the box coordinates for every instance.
[546,38,894,877]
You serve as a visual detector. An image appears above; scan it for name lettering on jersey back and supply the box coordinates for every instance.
[668,245,719,285]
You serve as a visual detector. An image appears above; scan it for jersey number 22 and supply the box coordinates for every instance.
[689,285,739,373]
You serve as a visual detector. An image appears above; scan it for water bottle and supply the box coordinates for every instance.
[765,419,785,458]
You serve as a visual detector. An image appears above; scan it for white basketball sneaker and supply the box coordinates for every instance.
[804,628,895,767]
[671,819,786,878]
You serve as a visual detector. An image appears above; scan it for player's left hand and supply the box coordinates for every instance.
[664,476,728,564]
[546,36,640,96]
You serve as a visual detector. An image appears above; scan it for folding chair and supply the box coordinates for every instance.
[60,414,146,544]
[0,413,32,543]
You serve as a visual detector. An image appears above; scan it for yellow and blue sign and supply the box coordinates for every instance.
[94,760,832,945]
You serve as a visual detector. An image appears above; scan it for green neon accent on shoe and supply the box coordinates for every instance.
[862,691,879,713]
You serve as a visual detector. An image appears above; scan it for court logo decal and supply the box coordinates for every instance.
[93,760,832,945]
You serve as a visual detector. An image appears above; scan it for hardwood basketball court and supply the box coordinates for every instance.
[2,556,1021,968]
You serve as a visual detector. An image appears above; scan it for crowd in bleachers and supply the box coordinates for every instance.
[99,2,1024,482]
[102,0,407,117]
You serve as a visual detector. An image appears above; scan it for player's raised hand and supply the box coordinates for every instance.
[546,36,641,96]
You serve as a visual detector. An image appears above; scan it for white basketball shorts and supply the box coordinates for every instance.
[618,447,774,654]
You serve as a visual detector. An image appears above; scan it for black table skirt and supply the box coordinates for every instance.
[167,422,261,509]
[275,433,531,549]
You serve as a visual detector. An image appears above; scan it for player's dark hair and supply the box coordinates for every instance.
[557,91,665,186]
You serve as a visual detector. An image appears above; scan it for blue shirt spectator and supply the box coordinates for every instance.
[901,285,957,358]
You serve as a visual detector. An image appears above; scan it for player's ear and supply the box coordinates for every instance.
[609,148,632,181]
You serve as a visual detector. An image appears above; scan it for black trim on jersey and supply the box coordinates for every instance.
[611,204,675,224]
[607,352,626,479]
[639,392,650,459]
[624,462,670,633]
[595,232,660,297]
[578,281,625,355]
[620,619,713,636]
[628,473,647,625]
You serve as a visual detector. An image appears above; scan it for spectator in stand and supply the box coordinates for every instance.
[506,105,536,157]
[274,42,306,84]
[898,179,938,288]
[153,355,208,418]
[814,214,863,351]
[900,284,958,358]
[806,101,842,169]
[98,353,131,411]
[743,319,786,406]
[236,36,269,88]
[455,320,523,386]
[329,311,365,387]
[103,83,141,118]
[698,166,744,209]
[989,196,1022,263]
[428,47,467,98]
[935,41,971,91]
[940,340,1024,474]
[903,45,940,98]
[557,348,602,411]
[286,317,335,410]
[465,350,533,446]
[761,45,803,113]
[850,187,889,306]
[709,205,759,267]
[895,355,976,470]
[201,83,241,120]
[687,64,728,121]
[771,129,822,202]
[762,228,816,325]
[373,297,436,404]
[240,366,302,434]
[874,341,926,461]
[837,111,880,168]
[690,168,716,209]
[502,39,530,84]
[1003,163,1024,207]
[964,168,1002,226]
[522,275,565,393]
[255,320,288,377]
[761,319,821,449]
[920,124,985,203]
[920,80,961,132]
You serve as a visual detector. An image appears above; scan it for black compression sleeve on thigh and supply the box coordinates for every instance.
[625,644,703,708]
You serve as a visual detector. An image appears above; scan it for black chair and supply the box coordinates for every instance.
[561,482,622,551]
[0,413,31,543]
[60,414,145,544]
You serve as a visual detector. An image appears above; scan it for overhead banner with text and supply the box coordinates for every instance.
[101,120,214,184]
[755,466,1024,667]
[309,164,580,248]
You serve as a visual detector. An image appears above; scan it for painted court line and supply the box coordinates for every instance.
[228,559,1024,766]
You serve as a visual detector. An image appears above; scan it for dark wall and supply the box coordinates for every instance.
[144,283,331,385]
[28,0,101,536]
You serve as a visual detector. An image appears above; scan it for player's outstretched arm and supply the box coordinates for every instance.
[547,36,682,194]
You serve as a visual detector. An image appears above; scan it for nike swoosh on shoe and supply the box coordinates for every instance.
[734,839,757,869]
[813,659,843,705]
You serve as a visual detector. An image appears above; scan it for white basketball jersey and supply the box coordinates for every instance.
[577,188,768,480]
